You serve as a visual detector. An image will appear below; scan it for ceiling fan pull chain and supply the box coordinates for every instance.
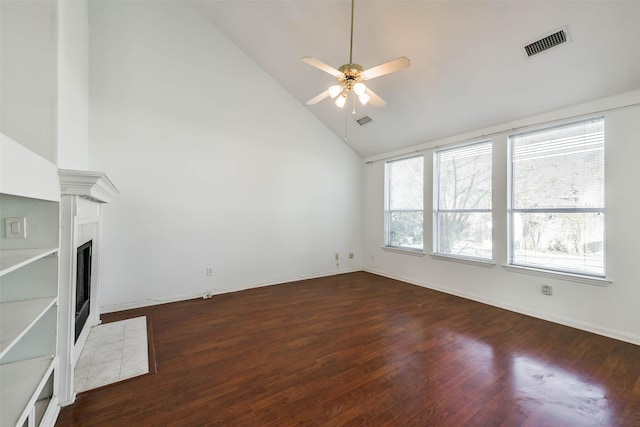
[344,108,349,142]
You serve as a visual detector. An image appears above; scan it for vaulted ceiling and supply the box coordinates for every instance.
[192,1,640,158]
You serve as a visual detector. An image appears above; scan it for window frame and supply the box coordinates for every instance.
[384,154,424,252]
[507,117,606,278]
[433,140,493,262]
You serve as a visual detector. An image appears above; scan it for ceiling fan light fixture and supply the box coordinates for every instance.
[328,85,342,98]
[302,0,409,110]
[358,92,371,106]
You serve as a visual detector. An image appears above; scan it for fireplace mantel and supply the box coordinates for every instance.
[57,169,119,406]
[59,169,119,203]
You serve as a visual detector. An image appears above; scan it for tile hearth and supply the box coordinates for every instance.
[74,317,149,393]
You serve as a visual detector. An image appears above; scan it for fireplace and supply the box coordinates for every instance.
[75,240,92,342]
[58,169,119,405]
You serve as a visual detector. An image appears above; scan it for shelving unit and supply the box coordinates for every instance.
[0,248,58,276]
[0,356,56,427]
[1,134,61,427]
[0,296,57,358]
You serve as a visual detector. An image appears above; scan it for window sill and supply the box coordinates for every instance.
[429,253,495,268]
[382,246,425,257]
[503,265,611,286]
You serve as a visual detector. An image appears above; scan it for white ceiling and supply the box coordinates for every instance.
[192,1,640,158]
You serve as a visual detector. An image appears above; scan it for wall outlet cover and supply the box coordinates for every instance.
[5,217,26,239]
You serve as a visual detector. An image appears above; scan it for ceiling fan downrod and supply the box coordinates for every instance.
[349,0,355,65]
[302,0,410,109]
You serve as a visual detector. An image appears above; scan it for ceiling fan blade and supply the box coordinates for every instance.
[362,57,410,80]
[366,88,387,108]
[306,90,330,105]
[302,56,343,78]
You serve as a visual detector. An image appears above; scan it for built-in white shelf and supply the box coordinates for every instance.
[0,355,56,427]
[1,133,62,426]
[34,397,52,426]
[0,297,57,359]
[0,248,58,277]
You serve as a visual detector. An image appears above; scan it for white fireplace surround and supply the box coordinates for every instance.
[58,169,119,406]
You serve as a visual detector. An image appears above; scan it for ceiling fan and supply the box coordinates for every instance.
[303,0,410,110]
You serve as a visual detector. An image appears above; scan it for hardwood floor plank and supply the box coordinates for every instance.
[57,272,640,426]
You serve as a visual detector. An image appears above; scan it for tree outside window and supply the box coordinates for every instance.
[385,156,424,250]
[434,141,492,260]
[510,118,605,276]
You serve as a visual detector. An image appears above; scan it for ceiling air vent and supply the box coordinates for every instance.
[524,27,569,57]
[356,116,372,126]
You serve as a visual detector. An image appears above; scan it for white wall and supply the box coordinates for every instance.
[0,0,89,169]
[0,0,57,162]
[57,0,89,170]
[88,1,363,311]
[364,91,640,345]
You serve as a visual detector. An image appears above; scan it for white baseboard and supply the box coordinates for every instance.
[101,268,363,314]
[364,267,640,346]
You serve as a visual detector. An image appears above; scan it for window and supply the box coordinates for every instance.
[434,141,492,260]
[385,155,424,251]
[509,118,605,277]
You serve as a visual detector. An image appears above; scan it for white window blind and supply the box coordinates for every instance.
[385,156,424,250]
[510,118,605,276]
[435,141,492,260]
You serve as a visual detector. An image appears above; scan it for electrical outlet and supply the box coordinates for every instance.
[335,253,339,260]
[206,267,213,276]
[542,285,553,296]
[349,252,354,259]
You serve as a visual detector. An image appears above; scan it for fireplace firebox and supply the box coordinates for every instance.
[75,240,92,342]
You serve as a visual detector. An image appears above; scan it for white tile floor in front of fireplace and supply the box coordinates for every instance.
[75,316,149,393]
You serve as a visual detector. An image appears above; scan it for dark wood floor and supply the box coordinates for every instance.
[57,272,640,426]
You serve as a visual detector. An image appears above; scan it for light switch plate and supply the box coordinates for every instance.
[5,217,26,239]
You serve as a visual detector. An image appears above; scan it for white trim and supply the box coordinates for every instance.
[75,216,101,225]
[364,268,638,346]
[429,253,495,268]
[58,169,120,203]
[433,138,493,156]
[503,265,610,286]
[381,246,425,257]
[384,152,425,164]
[73,319,93,366]
[364,89,640,164]
[433,140,493,262]
[38,395,60,427]
[383,155,425,250]
[56,175,116,406]
[505,117,606,285]
[101,268,363,313]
